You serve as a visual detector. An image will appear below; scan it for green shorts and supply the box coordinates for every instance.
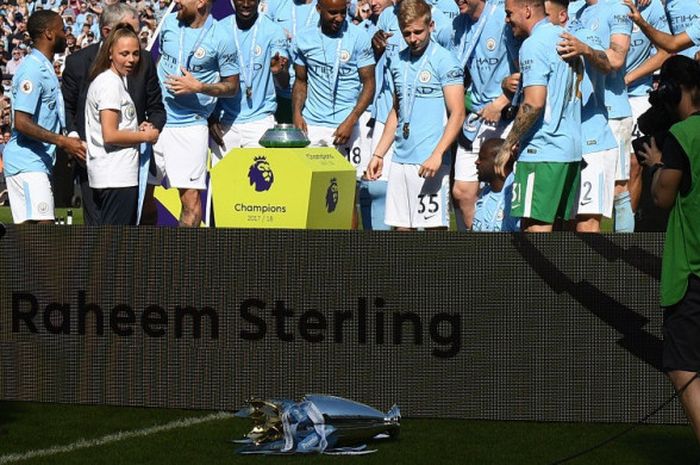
[511,161,581,223]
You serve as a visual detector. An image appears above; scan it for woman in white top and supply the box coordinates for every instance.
[85,23,159,225]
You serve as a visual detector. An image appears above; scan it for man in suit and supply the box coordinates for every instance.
[61,2,166,225]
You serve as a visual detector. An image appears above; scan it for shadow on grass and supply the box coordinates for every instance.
[0,401,23,438]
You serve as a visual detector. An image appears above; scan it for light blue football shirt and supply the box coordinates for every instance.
[472,172,520,232]
[373,4,453,124]
[157,14,240,127]
[263,0,317,99]
[387,41,463,165]
[293,20,374,127]
[3,50,64,176]
[428,0,459,20]
[665,0,700,58]
[215,14,289,125]
[517,19,581,163]
[450,1,519,111]
[625,0,669,97]
[570,0,632,119]
[568,20,617,154]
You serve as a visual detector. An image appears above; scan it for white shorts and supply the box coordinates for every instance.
[574,148,617,218]
[369,120,394,182]
[6,172,55,223]
[629,96,651,140]
[609,117,633,181]
[150,125,209,190]
[385,161,451,229]
[210,115,275,166]
[307,123,365,179]
[455,120,513,182]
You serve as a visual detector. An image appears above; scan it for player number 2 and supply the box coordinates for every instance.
[344,147,362,165]
[417,194,439,214]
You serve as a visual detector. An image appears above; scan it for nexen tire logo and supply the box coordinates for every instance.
[9,294,462,358]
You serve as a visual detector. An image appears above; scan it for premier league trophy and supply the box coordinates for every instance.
[234,395,400,455]
[258,124,311,148]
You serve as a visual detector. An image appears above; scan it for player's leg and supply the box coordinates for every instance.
[6,172,55,224]
[611,117,635,232]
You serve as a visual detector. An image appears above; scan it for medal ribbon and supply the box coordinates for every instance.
[232,16,259,95]
[401,44,436,135]
[459,1,498,69]
[178,14,215,74]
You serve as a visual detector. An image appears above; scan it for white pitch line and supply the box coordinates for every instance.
[0,411,234,464]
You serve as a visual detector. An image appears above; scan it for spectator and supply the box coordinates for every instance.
[5,45,24,75]
[472,138,519,232]
[353,0,371,24]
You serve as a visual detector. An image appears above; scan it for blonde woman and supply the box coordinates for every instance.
[85,23,159,224]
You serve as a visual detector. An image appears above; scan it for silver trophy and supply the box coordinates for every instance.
[258,124,311,148]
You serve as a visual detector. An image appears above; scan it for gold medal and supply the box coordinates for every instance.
[246,87,253,99]
[403,122,410,139]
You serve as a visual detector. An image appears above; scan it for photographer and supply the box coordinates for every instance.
[636,55,700,446]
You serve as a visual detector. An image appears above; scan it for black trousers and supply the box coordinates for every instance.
[93,186,138,225]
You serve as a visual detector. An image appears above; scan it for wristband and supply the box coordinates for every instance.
[373,153,384,160]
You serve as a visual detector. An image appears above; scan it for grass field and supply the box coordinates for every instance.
[0,208,83,226]
[0,401,697,465]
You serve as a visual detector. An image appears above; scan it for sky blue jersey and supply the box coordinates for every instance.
[157,14,240,127]
[450,1,519,111]
[293,20,374,127]
[473,172,519,232]
[517,19,582,163]
[387,41,463,165]
[625,0,669,97]
[568,20,617,155]
[373,4,453,124]
[665,0,700,58]
[3,50,64,176]
[570,0,632,119]
[427,0,459,20]
[215,14,289,125]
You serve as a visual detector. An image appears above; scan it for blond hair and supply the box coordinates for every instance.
[398,0,432,29]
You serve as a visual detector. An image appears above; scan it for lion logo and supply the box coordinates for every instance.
[325,178,339,213]
[20,80,33,94]
[248,156,274,192]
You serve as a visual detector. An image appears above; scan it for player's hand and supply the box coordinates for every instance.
[495,143,517,178]
[623,0,643,24]
[333,119,354,146]
[478,100,505,125]
[166,67,203,95]
[140,126,160,144]
[293,114,308,135]
[636,0,651,7]
[270,52,289,75]
[501,72,520,94]
[61,135,86,162]
[637,137,662,167]
[366,155,383,180]
[418,153,441,178]
[372,30,392,55]
[558,32,589,60]
[208,119,224,148]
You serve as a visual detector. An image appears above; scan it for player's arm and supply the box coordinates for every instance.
[334,64,375,145]
[558,32,612,74]
[366,95,398,181]
[13,111,85,159]
[271,52,290,90]
[292,63,308,133]
[624,0,694,54]
[494,85,545,178]
[167,69,240,97]
[624,47,669,86]
[419,83,465,178]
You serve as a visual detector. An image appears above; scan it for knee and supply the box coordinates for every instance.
[452,182,478,204]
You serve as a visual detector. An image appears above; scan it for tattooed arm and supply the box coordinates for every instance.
[494,85,545,178]
[558,32,612,74]
[605,34,630,71]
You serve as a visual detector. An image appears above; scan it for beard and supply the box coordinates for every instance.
[54,36,67,54]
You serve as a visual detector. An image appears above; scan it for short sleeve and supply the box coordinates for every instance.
[11,65,43,114]
[438,50,464,86]
[217,27,240,78]
[292,38,306,67]
[686,21,700,46]
[609,1,632,36]
[355,29,374,69]
[519,37,549,88]
[95,74,122,111]
[649,2,671,34]
[270,22,290,58]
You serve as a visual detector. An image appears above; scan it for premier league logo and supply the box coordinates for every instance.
[248,156,274,192]
[325,178,339,213]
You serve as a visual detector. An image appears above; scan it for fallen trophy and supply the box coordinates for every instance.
[233,395,400,455]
